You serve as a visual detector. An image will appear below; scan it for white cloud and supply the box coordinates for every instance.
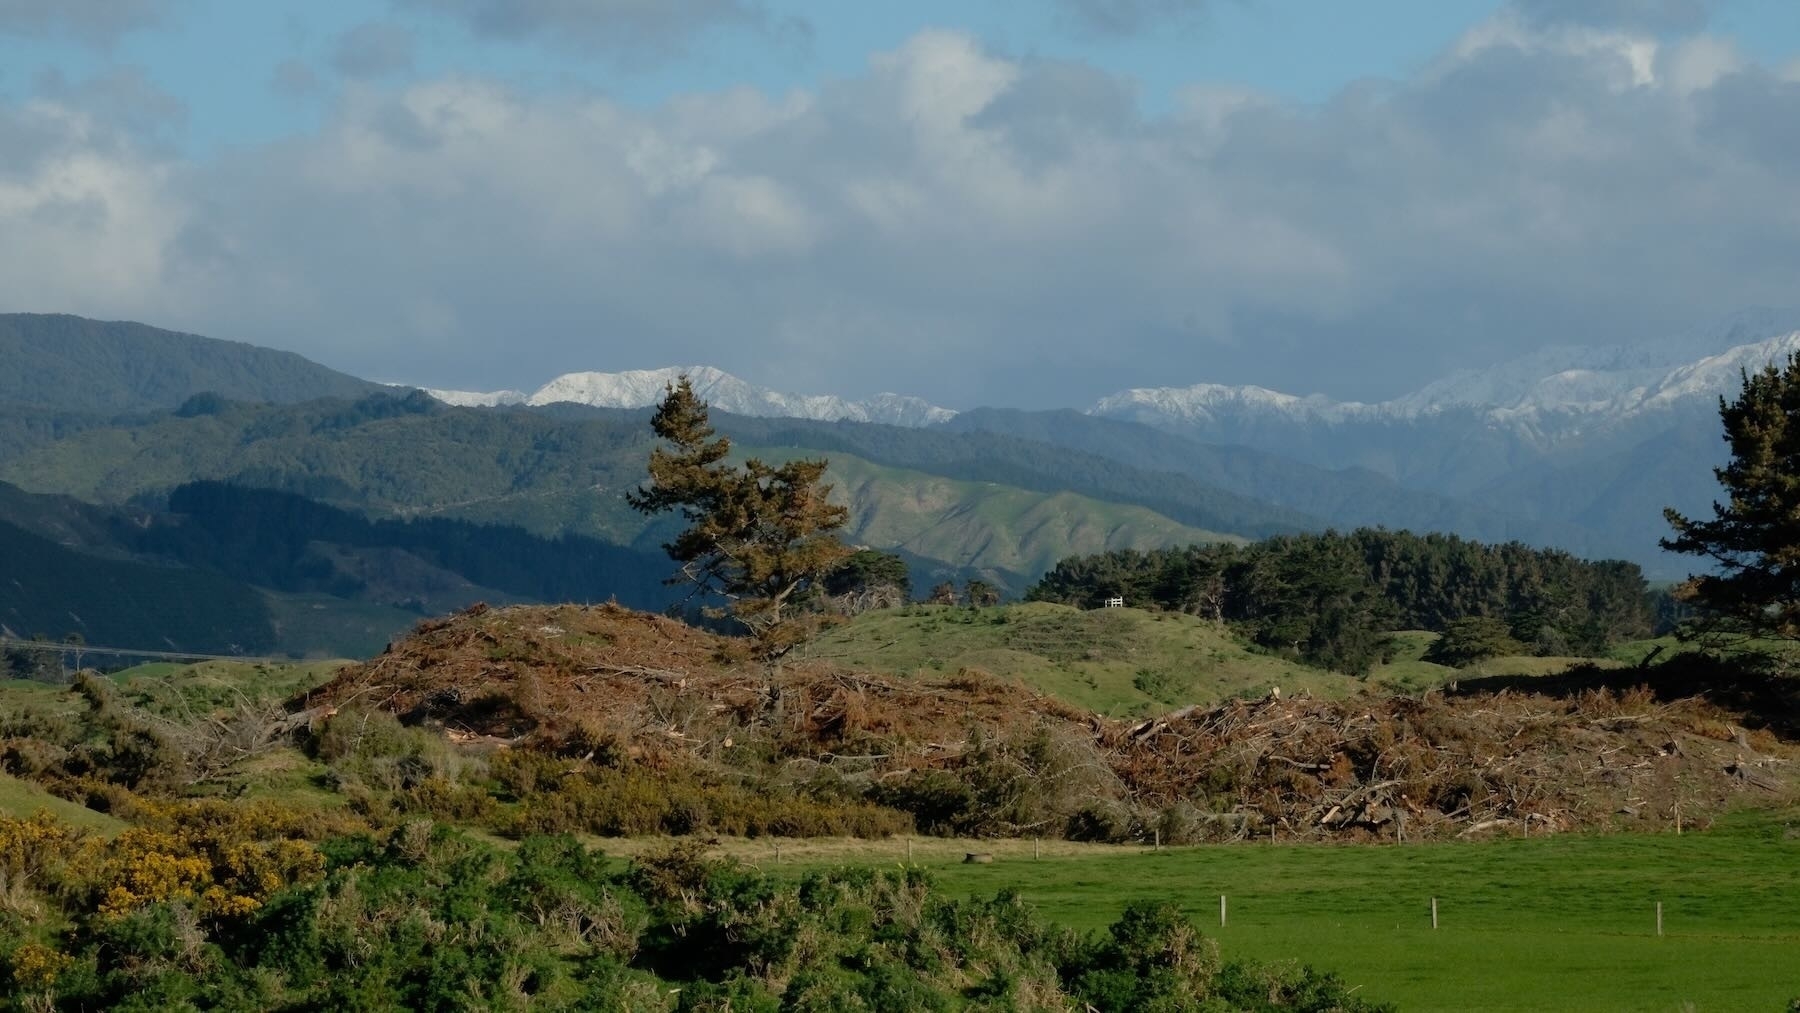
[2,18,1800,406]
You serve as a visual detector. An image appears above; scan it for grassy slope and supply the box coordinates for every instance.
[811,606,1644,717]
[1369,629,1628,694]
[796,450,1242,583]
[0,772,125,831]
[803,602,1349,716]
[0,660,348,822]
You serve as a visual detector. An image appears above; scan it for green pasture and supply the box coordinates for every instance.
[0,772,124,832]
[803,602,1345,715]
[807,604,1638,716]
[721,809,1800,1012]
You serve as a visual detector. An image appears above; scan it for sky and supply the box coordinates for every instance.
[3,0,1800,408]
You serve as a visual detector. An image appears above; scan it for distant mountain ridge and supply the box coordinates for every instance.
[1088,328,1800,442]
[428,365,957,427]
[9,310,1790,583]
[0,313,380,413]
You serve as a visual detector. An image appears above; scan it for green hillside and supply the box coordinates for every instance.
[805,602,1630,716]
[0,395,1273,595]
[767,450,1241,585]
[0,313,379,413]
[802,602,1350,716]
[720,413,1320,539]
[0,519,276,654]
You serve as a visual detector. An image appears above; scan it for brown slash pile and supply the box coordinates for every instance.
[302,603,1798,841]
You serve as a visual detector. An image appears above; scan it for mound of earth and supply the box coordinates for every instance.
[304,602,1089,767]
[305,603,1797,840]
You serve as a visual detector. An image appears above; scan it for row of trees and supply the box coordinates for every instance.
[1028,530,1655,674]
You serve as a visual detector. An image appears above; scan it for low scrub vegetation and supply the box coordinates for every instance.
[0,812,1390,1012]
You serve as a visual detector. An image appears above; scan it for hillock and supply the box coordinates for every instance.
[302,602,1797,843]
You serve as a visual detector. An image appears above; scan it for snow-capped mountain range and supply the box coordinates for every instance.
[426,323,1800,440]
[425,365,956,427]
[1088,329,1800,435]
[403,319,1800,576]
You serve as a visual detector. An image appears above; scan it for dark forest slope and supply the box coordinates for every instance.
[0,313,379,413]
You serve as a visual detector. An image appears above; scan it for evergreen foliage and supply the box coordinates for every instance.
[629,378,851,647]
[1423,617,1526,668]
[1028,529,1653,674]
[1663,352,1800,640]
[0,520,275,656]
[152,482,672,612]
[822,549,912,613]
[965,579,1001,607]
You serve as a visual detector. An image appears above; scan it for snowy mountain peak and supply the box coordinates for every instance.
[424,366,956,427]
[1089,382,1375,427]
[421,387,528,407]
[1089,328,1800,433]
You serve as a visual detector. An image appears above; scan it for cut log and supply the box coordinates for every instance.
[1728,761,1782,792]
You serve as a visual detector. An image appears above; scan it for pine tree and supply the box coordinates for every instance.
[1663,352,1800,640]
[964,579,1000,608]
[628,377,851,651]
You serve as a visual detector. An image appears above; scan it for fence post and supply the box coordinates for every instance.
[1656,901,1663,937]
[1220,894,1227,928]
[1431,897,1438,930]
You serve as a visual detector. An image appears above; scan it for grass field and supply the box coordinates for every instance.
[806,604,1629,716]
[802,602,1346,715]
[609,809,1800,1012]
[0,771,124,831]
[1371,629,1626,693]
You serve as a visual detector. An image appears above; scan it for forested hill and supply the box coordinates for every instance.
[0,392,1309,594]
[152,481,674,613]
[0,314,379,413]
[1030,530,1655,675]
[0,519,276,654]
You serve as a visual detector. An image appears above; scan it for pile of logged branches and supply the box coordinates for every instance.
[302,603,1797,841]
[1103,687,1792,840]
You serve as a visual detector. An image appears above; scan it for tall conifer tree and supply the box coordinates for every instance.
[1663,352,1800,640]
[628,377,850,651]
